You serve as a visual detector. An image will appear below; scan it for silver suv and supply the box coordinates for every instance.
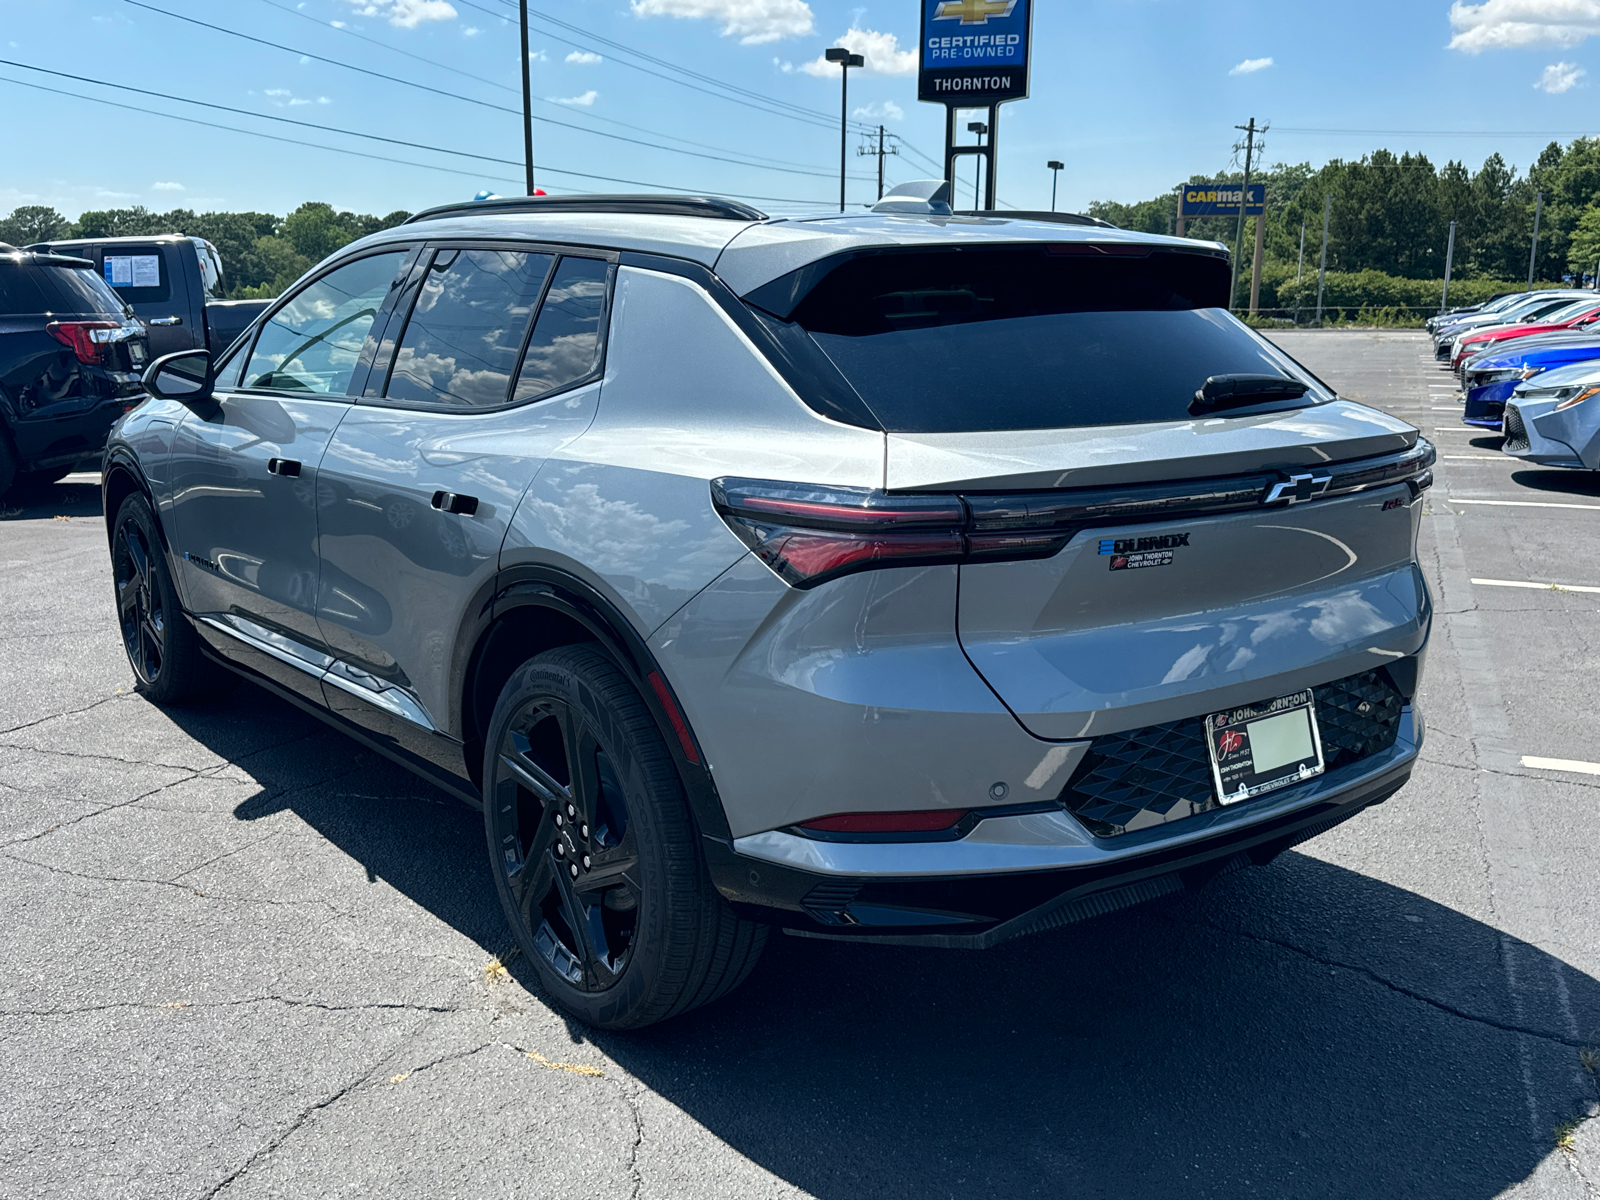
[104,189,1433,1029]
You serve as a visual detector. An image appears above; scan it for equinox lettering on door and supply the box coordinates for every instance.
[1099,532,1189,571]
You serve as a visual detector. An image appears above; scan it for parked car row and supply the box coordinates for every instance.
[1,234,271,497]
[1427,288,1600,475]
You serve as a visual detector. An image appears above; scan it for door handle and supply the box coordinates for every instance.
[431,490,479,516]
[267,458,302,477]
[148,316,184,327]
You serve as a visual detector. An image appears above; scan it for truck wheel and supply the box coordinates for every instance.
[482,645,765,1030]
[110,494,236,704]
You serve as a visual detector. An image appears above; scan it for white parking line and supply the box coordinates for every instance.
[1431,406,1462,411]
[1441,455,1511,460]
[1451,498,1600,510]
[1471,577,1600,594]
[1522,756,1600,776]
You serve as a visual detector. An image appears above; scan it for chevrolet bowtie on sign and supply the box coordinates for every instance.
[919,0,1031,103]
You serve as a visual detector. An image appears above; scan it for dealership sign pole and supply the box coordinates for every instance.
[919,0,1032,211]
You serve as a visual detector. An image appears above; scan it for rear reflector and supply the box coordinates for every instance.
[800,809,969,833]
[646,671,700,764]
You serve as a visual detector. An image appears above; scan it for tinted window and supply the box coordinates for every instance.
[243,251,407,396]
[774,247,1323,433]
[0,263,54,315]
[385,248,553,408]
[46,264,130,316]
[102,246,172,304]
[510,255,608,402]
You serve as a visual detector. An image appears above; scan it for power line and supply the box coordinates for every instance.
[123,0,869,181]
[246,0,850,177]
[1276,127,1600,138]
[0,73,830,205]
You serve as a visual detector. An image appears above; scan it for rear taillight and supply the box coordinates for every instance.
[46,320,138,365]
[711,479,970,587]
[714,442,1436,589]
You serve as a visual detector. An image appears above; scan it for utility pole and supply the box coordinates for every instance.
[1315,193,1331,327]
[825,48,863,211]
[858,127,898,201]
[1441,220,1457,313]
[1297,223,1306,281]
[1175,183,1186,238]
[519,0,535,195]
[1047,160,1063,211]
[1249,196,1268,315]
[1527,190,1544,289]
[1229,117,1259,311]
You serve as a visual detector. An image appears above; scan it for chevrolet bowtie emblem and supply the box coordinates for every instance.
[934,0,1017,24]
[1264,473,1333,506]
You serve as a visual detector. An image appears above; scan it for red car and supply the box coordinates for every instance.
[1452,300,1600,370]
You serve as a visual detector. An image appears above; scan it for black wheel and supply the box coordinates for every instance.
[483,645,765,1029]
[110,494,236,704]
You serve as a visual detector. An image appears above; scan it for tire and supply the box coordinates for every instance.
[110,493,237,704]
[482,645,765,1029]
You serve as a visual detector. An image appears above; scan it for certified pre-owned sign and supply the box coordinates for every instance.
[918,0,1031,104]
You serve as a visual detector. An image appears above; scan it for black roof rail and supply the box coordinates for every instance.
[404,194,768,225]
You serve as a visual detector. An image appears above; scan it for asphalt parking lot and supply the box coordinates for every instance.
[1,328,1597,1199]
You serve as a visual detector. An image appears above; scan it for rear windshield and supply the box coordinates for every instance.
[47,263,132,316]
[0,260,128,316]
[765,246,1326,433]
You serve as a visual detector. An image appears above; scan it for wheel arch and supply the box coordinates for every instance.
[462,563,732,843]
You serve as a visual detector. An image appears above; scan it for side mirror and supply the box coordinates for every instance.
[142,349,215,402]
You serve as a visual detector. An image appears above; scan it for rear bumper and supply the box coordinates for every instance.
[709,706,1421,947]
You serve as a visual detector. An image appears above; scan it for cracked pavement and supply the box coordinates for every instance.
[1,330,1598,1198]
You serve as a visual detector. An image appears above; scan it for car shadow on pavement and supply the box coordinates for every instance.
[1469,435,1505,451]
[1511,469,1600,499]
[0,477,104,521]
[184,684,1598,1199]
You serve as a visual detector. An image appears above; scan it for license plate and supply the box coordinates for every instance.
[129,343,146,365]
[1205,689,1325,805]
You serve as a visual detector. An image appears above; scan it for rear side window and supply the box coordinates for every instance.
[102,246,172,304]
[0,263,55,314]
[757,246,1326,433]
[243,250,408,396]
[385,248,554,408]
[510,255,609,403]
[39,263,129,316]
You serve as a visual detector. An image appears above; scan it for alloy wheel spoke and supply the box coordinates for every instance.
[499,748,570,810]
[580,827,639,895]
[549,853,600,986]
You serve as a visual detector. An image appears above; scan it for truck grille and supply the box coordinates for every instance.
[1060,670,1405,838]
[1502,405,1529,453]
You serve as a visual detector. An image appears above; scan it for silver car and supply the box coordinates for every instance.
[103,187,1433,1029]
[1503,359,1600,469]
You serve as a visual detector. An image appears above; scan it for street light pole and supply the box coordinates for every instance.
[1047,159,1063,212]
[519,0,535,196]
[1528,190,1544,289]
[825,48,864,211]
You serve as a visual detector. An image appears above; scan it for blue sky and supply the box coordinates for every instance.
[2,0,1598,220]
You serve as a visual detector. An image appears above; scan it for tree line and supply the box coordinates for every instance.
[1088,138,1600,311]
[0,202,411,298]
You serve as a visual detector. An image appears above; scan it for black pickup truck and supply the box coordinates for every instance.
[28,234,269,360]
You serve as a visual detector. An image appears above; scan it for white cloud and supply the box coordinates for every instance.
[631,0,813,45]
[264,88,292,96]
[853,99,903,121]
[346,0,457,28]
[1537,59,1587,89]
[553,90,599,105]
[799,26,916,75]
[566,50,602,64]
[152,182,185,192]
[1229,56,1273,74]
[463,25,480,35]
[1449,0,1600,52]
[529,48,549,61]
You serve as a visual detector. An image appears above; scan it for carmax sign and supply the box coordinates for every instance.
[1181,183,1266,217]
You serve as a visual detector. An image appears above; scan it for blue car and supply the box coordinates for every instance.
[1460,338,1600,427]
